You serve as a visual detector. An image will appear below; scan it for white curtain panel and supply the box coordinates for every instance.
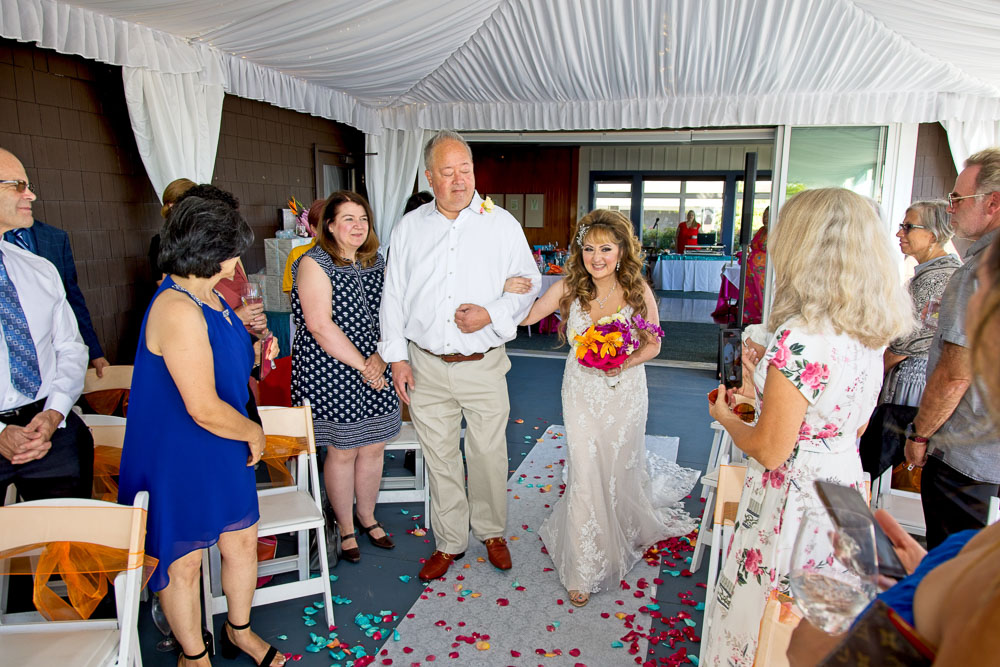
[365,128,430,248]
[122,65,223,202]
[943,121,1000,173]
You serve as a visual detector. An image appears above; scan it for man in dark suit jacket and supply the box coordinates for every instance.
[3,220,108,376]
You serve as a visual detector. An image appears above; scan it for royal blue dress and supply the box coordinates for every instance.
[119,277,259,592]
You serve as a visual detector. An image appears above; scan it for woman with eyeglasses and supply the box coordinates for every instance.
[859,201,961,480]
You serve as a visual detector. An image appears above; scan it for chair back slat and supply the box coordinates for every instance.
[0,498,144,553]
[90,424,126,449]
[82,366,133,393]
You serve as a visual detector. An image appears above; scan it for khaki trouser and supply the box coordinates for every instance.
[407,343,511,553]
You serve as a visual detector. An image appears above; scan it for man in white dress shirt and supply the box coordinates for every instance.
[0,148,91,501]
[380,131,540,580]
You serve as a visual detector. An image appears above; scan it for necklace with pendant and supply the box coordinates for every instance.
[596,281,617,309]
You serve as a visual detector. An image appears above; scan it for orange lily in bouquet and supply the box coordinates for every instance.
[573,312,665,384]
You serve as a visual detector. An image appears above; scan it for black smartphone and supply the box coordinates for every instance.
[814,480,908,580]
[718,327,742,389]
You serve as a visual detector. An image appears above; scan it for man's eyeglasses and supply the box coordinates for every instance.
[0,180,36,195]
[898,223,927,233]
[948,191,987,207]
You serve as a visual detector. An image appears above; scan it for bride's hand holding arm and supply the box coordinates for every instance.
[517,279,566,326]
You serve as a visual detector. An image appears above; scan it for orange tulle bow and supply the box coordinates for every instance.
[92,445,123,502]
[0,540,157,621]
[83,389,129,416]
[260,434,311,487]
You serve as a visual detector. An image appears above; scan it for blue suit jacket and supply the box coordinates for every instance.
[31,220,104,360]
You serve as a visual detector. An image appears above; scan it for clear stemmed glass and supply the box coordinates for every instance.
[240,282,275,369]
[789,508,879,634]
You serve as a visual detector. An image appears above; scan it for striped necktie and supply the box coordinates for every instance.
[3,229,33,253]
[0,251,42,398]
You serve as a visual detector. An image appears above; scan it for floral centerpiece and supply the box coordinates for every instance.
[287,196,313,237]
[572,312,665,385]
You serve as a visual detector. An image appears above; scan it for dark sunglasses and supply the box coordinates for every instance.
[0,180,36,195]
[898,223,927,233]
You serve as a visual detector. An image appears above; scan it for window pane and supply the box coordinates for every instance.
[788,126,883,198]
[736,179,772,194]
[644,180,681,194]
[596,182,631,193]
[686,181,725,194]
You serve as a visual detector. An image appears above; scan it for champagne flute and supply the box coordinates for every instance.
[789,508,879,634]
[241,282,275,369]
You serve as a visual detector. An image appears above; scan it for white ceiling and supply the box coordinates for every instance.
[9,0,1000,133]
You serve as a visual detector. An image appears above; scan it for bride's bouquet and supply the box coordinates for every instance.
[573,312,665,386]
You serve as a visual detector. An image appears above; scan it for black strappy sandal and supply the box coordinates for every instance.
[179,644,208,665]
[220,619,283,666]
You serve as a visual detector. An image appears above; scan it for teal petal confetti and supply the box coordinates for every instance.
[304,606,318,615]
[646,603,660,610]
[461,589,472,596]
[695,601,705,611]
[551,621,561,629]
[329,574,339,582]
[611,641,624,648]
[399,575,412,583]
[400,509,410,515]
[313,601,325,608]
[302,617,317,626]
[393,628,401,641]
[683,618,697,627]
[378,610,392,616]
[691,656,700,665]
[305,645,321,653]
[511,580,520,588]
[277,635,287,640]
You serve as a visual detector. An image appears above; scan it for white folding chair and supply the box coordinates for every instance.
[378,422,430,529]
[201,405,333,649]
[0,491,149,667]
[874,469,926,536]
[81,414,128,428]
[691,422,739,572]
[699,461,747,667]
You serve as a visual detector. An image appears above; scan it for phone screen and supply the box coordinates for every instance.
[814,480,908,580]
[719,328,742,389]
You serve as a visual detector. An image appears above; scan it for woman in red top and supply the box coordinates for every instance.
[676,210,700,254]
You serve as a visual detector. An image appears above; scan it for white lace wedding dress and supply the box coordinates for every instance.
[538,301,700,594]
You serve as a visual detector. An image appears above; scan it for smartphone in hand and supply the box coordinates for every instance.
[718,327,743,390]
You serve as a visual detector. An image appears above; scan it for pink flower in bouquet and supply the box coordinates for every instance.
[573,311,666,373]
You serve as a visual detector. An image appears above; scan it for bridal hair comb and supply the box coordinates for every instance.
[575,224,590,247]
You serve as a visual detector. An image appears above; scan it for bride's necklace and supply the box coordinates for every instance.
[595,281,617,309]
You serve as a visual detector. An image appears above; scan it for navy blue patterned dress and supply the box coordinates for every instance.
[291,246,400,448]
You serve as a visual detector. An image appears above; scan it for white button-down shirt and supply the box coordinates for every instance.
[0,241,87,424]
[379,193,541,361]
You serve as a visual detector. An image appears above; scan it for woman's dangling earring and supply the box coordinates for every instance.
[616,260,621,272]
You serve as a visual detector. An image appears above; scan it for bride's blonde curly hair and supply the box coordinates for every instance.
[558,209,649,343]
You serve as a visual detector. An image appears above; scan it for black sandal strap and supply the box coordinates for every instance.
[260,645,280,667]
[226,618,252,631]
[182,645,209,660]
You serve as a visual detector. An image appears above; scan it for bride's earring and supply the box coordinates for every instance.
[616,260,620,272]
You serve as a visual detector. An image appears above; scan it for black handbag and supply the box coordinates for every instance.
[859,403,919,479]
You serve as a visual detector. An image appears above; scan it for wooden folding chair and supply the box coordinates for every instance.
[0,491,149,667]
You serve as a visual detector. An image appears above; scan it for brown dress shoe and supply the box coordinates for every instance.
[483,537,512,570]
[418,550,465,581]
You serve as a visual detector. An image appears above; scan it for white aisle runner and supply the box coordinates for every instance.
[375,426,687,666]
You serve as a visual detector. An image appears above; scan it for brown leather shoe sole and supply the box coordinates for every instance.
[418,550,465,581]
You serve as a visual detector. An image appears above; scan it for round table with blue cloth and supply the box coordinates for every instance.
[118,277,260,592]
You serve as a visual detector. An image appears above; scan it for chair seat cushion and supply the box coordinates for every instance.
[0,628,118,666]
[258,490,323,536]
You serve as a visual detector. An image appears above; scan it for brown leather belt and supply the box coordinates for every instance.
[418,346,493,363]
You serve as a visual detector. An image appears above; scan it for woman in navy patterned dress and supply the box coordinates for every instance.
[291,191,401,563]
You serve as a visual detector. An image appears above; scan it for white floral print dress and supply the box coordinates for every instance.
[702,321,882,666]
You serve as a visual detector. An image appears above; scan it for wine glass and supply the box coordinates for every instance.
[241,283,275,369]
[789,508,879,634]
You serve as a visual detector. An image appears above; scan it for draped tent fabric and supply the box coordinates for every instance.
[122,52,224,202]
[5,0,1000,237]
[943,121,1000,173]
[365,128,430,249]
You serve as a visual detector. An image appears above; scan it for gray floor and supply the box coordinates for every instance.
[135,356,719,665]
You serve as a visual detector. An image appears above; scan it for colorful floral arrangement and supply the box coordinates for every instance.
[572,312,665,372]
[287,196,313,237]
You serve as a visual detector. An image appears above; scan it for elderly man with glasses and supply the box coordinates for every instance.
[0,148,92,502]
[904,146,1000,548]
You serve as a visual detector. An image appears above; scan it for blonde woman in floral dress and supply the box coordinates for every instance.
[702,189,915,665]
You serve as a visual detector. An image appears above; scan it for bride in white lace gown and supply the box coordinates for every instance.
[509,210,698,606]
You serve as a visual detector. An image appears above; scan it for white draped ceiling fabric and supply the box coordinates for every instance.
[3,0,1000,229]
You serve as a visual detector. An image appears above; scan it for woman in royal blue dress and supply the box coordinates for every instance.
[119,196,282,667]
